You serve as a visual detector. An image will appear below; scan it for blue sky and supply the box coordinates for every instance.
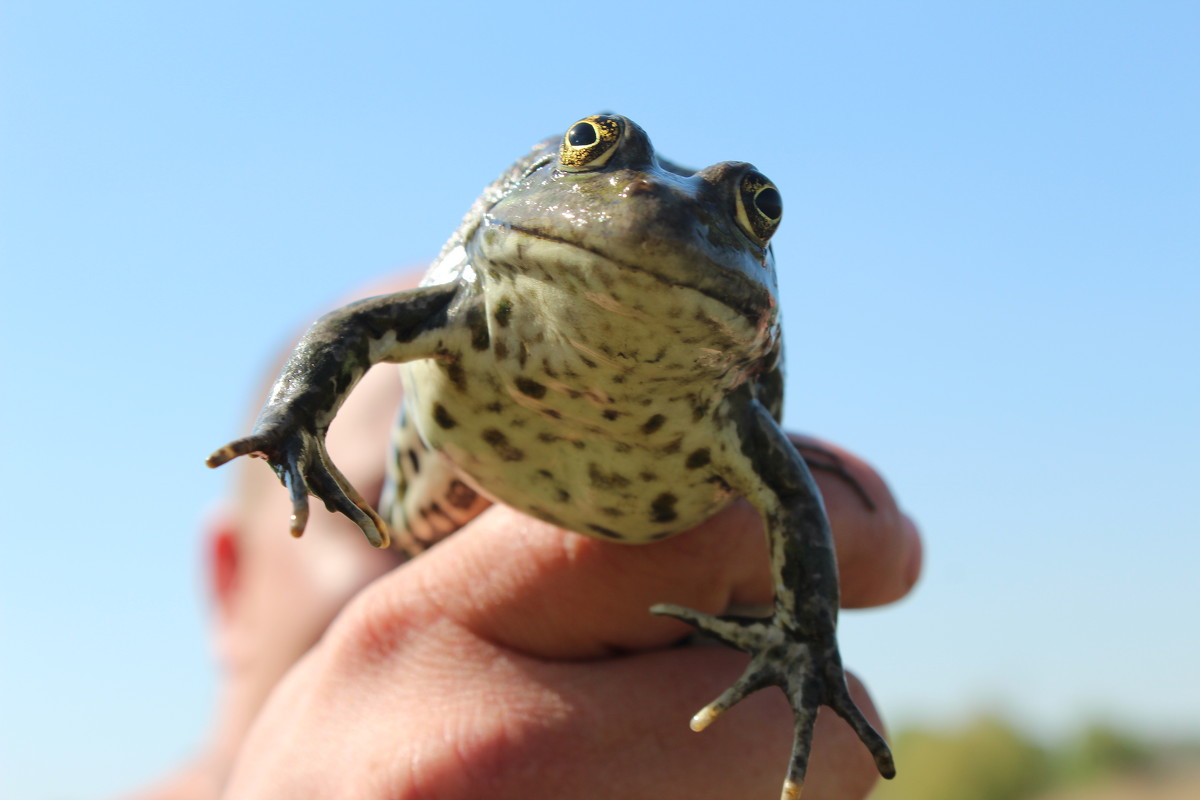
[2,1,1197,796]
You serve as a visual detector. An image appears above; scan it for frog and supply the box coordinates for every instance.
[206,113,895,799]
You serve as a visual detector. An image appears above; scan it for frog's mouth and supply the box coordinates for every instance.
[481,219,775,327]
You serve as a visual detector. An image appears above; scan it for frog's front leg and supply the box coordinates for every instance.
[651,386,895,800]
[206,283,461,549]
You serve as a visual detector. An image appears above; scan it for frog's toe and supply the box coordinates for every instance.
[650,603,763,650]
[792,441,876,512]
[205,435,269,468]
[296,437,389,548]
[278,456,311,537]
[825,671,896,779]
[305,457,391,548]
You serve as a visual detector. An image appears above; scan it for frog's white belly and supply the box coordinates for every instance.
[396,259,769,543]
[404,364,735,542]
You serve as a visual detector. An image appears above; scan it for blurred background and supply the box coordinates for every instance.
[2,2,1196,798]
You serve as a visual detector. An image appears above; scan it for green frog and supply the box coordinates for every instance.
[207,114,894,799]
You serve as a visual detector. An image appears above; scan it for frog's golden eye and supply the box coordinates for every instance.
[735,171,783,244]
[559,115,623,171]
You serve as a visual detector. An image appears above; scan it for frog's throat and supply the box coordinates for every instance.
[483,221,774,326]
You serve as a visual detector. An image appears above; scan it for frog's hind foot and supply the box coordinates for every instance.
[650,603,895,799]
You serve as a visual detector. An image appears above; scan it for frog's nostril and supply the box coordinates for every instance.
[623,177,657,196]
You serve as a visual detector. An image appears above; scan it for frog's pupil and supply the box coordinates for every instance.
[568,122,598,148]
[755,187,782,220]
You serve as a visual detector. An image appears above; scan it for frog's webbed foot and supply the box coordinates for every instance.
[650,604,895,799]
[206,426,390,549]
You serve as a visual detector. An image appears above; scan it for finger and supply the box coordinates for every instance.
[496,653,886,800]
[233,609,886,800]
[395,500,791,661]
[791,435,923,608]
[385,441,918,655]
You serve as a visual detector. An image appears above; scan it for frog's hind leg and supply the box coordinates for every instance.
[380,404,492,556]
[651,388,894,799]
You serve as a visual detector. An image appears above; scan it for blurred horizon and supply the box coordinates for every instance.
[2,1,1197,797]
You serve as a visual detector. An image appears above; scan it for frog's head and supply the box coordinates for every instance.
[477,114,782,323]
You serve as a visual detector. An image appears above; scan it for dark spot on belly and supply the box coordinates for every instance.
[485,401,503,413]
[692,400,711,422]
[518,343,529,368]
[493,339,509,359]
[588,524,624,540]
[613,442,632,453]
[556,488,571,502]
[515,376,547,399]
[407,449,421,473]
[538,432,561,443]
[685,448,712,469]
[600,506,625,517]
[466,305,490,351]
[706,474,734,494]
[445,479,478,510]
[441,359,467,391]
[651,492,678,524]
[541,359,558,379]
[580,356,597,369]
[602,409,620,421]
[482,428,525,461]
[640,471,658,481]
[642,414,666,434]
[495,298,513,327]
[588,463,631,489]
[662,437,682,455]
[433,403,458,429]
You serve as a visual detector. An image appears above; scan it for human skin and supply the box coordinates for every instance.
[221,430,922,799]
[123,347,411,800]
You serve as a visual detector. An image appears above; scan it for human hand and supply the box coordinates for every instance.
[222,438,921,800]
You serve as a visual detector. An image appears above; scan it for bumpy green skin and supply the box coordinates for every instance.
[208,115,894,799]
